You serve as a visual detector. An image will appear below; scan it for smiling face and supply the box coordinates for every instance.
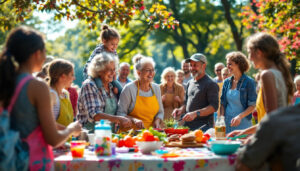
[176,72,184,84]
[119,65,130,79]
[247,47,263,70]
[182,62,190,74]
[138,63,155,83]
[226,59,240,75]
[103,38,119,53]
[190,60,204,78]
[215,65,224,78]
[165,72,175,84]
[63,69,75,88]
[100,61,116,83]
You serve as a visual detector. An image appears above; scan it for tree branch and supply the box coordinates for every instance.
[120,25,150,57]
[0,0,8,5]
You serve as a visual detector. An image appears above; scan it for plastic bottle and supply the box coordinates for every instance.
[215,116,226,140]
[94,120,112,156]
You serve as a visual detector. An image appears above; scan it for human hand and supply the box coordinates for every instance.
[172,108,183,118]
[133,118,144,129]
[174,96,181,103]
[182,112,197,122]
[118,116,132,129]
[68,121,82,137]
[226,130,243,138]
[231,115,242,127]
[153,118,162,128]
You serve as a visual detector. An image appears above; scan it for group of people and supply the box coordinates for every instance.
[0,24,299,171]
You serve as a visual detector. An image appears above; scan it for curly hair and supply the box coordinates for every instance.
[225,51,250,73]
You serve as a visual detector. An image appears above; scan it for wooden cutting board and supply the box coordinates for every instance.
[164,141,205,148]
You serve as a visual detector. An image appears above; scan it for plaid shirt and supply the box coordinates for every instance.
[83,44,117,79]
[77,78,117,124]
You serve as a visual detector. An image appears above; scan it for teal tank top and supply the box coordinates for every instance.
[10,73,39,139]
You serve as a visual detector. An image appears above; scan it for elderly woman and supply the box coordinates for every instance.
[160,67,185,121]
[117,54,164,130]
[77,52,131,132]
[220,52,257,134]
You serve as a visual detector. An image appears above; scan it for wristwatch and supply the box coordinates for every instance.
[196,111,201,117]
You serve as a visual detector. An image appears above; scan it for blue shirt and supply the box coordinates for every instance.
[221,74,257,120]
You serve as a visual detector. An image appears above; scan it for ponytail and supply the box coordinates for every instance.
[0,26,45,108]
[0,50,18,107]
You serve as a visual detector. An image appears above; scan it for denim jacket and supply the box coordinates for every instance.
[221,74,257,120]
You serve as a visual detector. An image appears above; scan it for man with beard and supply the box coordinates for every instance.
[117,62,132,88]
[172,53,219,131]
[181,59,193,85]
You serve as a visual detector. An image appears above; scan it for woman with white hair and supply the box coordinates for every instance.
[160,67,184,121]
[293,75,300,105]
[77,52,131,132]
[117,54,164,130]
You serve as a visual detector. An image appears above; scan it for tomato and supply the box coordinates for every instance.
[145,134,155,141]
[201,136,208,143]
[142,130,153,140]
[154,136,159,141]
[118,139,125,147]
[203,133,211,140]
[124,136,135,147]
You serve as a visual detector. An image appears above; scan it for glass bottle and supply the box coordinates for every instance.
[215,116,226,140]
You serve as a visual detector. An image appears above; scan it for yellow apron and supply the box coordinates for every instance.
[129,82,160,129]
[56,94,74,127]
[256,87,266,122]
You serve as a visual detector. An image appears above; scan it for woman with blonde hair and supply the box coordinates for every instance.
[160,67,185,121]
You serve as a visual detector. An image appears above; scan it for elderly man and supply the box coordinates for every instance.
[172,53,219,131]
[213,62,225,83]
[117,62,132,88]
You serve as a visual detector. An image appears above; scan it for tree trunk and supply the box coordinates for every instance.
[221,0,243,51]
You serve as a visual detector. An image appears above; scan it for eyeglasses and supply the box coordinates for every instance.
[143,69,156,74]
[216,69,222,72]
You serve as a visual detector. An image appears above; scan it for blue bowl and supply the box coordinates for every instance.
[210,140,241,155]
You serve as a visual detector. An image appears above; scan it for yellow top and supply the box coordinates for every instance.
[256,87,266,122]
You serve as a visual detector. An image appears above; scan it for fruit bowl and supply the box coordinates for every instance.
[209,140,241,155]
[136,141,163,154]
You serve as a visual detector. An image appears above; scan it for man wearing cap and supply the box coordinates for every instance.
[172,53,219,131]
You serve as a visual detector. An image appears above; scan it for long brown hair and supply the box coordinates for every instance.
[0,26,45,107]
[48,59,74,87]
[247,32,294,100]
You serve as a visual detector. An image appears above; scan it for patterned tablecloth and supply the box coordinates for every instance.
[54,147,237,171]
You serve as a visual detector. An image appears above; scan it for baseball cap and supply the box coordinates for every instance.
[186,53,207,64]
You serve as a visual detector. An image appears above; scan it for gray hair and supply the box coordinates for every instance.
[214,62,225,69]
[119,62,130,69]
[294,75,300,84]
[161,67,176,84]
[132,54,156,79]
[87,52,119,78]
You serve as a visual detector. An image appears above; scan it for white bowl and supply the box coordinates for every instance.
[136,141,163,154]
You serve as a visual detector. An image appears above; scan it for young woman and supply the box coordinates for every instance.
[0,26,82,170]
[48,59,76,128]
[228,32,294,137]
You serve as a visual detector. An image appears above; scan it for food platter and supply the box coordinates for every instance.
[164,141,205,148]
